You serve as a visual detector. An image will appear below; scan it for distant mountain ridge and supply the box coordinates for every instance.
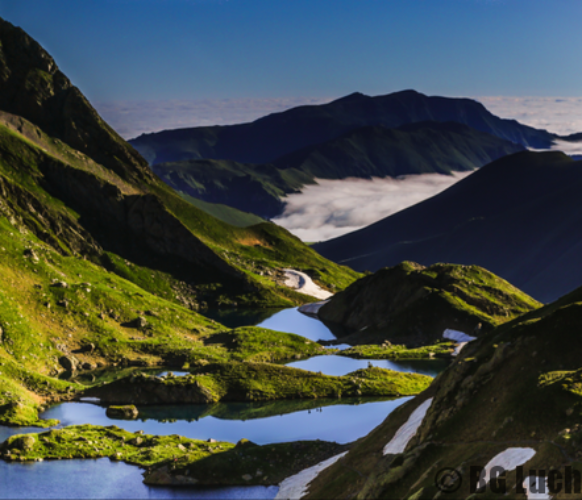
[313,150,582,303]
[129,89,556,165]
[152,121,524,219]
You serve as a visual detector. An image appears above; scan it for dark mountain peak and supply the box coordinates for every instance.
[0,16,152,182]
[330,91,370,103]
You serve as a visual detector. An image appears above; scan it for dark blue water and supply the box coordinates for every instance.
[36,397,410,445]
[0,459,278,499]
[204,307,341,343]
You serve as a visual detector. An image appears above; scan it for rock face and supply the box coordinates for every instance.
[305,286,582,500]
[0,18,152,184]
[318,262,540,347]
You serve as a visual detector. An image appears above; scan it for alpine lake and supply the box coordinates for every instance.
[0,307,448,499]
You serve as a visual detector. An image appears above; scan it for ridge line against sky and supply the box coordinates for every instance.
[93,95,582,140]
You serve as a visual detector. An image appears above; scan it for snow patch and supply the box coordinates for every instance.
[78,397,101,402]
[443,329,477,357]
[478,448,537,489]
[443,329,477,343]
[275,451,348,500]
[283,269,333,300]
[522,476,551,499]
[383,398,433,455]
[298,300,330,317]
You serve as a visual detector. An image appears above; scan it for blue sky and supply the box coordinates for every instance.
[2,0,582,102]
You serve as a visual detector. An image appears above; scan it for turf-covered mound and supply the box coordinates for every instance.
[305,286,582,499]
[0,424,233,466]
[84,362,432,404]
[318,261,540,347]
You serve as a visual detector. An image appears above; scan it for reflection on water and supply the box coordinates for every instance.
[0,459,278,499]
[203,306,343,342]
[35,397,409,445]
[201,308,283,329]
[285,355,449,378]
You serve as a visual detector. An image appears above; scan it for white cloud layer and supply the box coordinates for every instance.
[94,94,582,242]
[475,96,582,136]
[272,172,472,242]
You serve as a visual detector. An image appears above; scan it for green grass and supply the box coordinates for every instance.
[178,192,265,228]
[0,424,233,466]
[338,342,456,360]
[319,261,541,346]
[86,361,433,404]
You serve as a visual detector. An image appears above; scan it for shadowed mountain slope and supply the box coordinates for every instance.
[314,150,582,303]
[152,122,524,219]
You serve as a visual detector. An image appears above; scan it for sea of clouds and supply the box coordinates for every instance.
[272,173,472,242]
[94,95,582,242]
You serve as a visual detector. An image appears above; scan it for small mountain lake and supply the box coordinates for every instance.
[203,306,347,343]
[0,305,448,499]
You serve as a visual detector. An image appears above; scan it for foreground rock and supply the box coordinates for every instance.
[105,405,139,419]
[319,262,540,347]
[304,286,582,499]
[83,361,432,404]
[145,439,348,486]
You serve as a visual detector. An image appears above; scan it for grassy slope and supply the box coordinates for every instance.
[145,440,348,486]
[318,262,541,346]
[178,192,265,228]
[0,115,359,309]
[306,286,582,500]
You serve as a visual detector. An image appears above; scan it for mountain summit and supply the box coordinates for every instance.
[130,89,556,165]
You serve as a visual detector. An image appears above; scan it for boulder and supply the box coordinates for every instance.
[58,355,78,372]
[125,317,148,329]
[105,405,139,419]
